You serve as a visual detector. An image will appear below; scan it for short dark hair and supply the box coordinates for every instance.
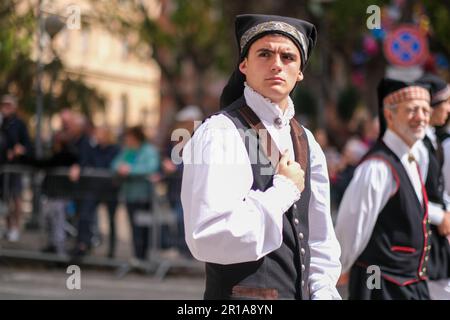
[125,126,146,143]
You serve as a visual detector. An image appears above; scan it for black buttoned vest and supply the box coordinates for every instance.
[355,141,431,285]
[204,97,312,300]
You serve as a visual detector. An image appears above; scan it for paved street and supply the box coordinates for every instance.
[0,262,449,299]
[0,264,205,300]
[1,205,449,300]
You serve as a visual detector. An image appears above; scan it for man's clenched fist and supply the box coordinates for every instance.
[276,150,305,193]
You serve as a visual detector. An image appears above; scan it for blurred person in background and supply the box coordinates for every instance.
[439,117,450,214]
[0,94,32,242]
[313,127,342,181]
[31,130,78,256]
[112,126,159,262]
[62,112,96,257]
[417,73,450,280]
[336,78,432,299]
[333,132,370,208]
[161,105,203,257]
[65,112,93,174]
[90,126,121,258]
[313,127,341,216]
[70,124,121,258]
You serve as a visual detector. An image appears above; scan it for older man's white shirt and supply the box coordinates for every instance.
[336,129,427,273]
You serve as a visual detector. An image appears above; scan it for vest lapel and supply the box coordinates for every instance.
[237,104,309,173]
[237,104,281,169]
[290,118,309,173]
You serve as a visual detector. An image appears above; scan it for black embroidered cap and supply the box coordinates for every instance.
[220,14,317,108]
[236,14,317,71]
[417,73,450,107]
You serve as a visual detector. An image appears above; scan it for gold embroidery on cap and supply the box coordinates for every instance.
[240,21,307,57]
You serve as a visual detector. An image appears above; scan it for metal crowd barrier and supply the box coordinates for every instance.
[0,164,202,279]
[0,164,34,226]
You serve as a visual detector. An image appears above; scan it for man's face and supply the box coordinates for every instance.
[60,109,74,130]
[239,34,303,108]
[384,99,431,147]
[1,102,16,117]
[430,98,450,126]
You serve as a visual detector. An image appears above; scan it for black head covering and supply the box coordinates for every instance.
[377,78,430,139]
[416,73,450,107]
[220,14,317,108]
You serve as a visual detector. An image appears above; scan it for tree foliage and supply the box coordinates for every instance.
[92,0,232,110]
[0,0,106,119]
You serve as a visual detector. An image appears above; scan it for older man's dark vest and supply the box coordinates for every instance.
[204,97,312,300]
[355,141,431,286]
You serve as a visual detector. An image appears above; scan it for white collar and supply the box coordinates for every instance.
[382,129,422,162]
[243,83,295,128]
[425,126,436,138]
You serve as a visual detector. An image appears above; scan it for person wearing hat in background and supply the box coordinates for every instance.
[440,118,450,230]
[160,104,203,256]
[335,78,432,299]
[417,74,450,281]
[0,94,32,242]
[181,14,341,300]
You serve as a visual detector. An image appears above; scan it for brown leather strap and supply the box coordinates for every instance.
[238,105,280,168]
[237,105,309,171]
[289,118,309,172]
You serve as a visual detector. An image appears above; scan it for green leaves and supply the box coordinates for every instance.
[0,0,105,117]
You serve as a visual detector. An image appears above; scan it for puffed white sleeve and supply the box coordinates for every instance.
[181,115,301,265]
[335,159,396,274]
[304,129,342,300]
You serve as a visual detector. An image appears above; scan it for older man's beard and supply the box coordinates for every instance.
[395,122,426,146]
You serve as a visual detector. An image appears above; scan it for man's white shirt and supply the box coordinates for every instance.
[181,84,342,300]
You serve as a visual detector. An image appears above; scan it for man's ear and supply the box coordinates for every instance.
[297,71,304,82]
[383,107,392,126]
[239,59,248,75]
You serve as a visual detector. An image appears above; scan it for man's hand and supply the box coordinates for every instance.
[437,212,450,236]
[69,164,81,182]
[162,158,177,174]
[117,163,131,177]
[276,150,305,193]
[337,272,349,286]
[13,144,26,157]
